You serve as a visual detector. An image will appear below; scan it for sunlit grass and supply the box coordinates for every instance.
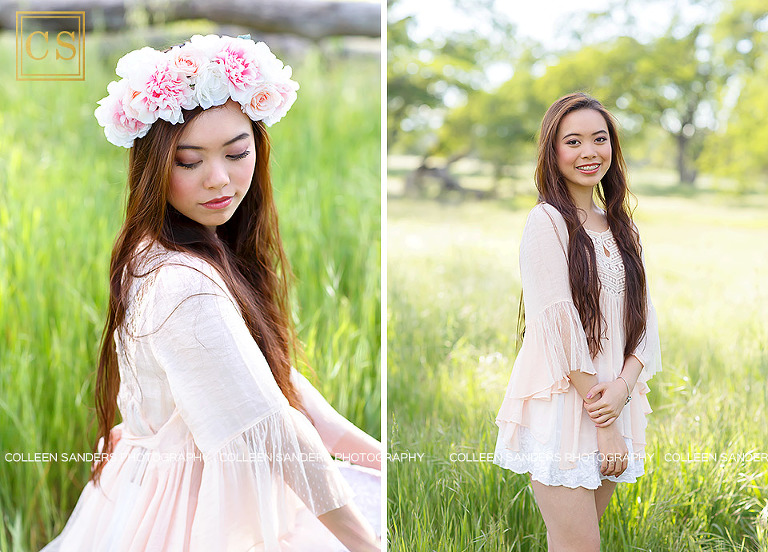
[387,176,768,551]
[0,29,380,551]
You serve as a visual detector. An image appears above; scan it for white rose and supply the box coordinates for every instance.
[252,41,285,81]
[189,34,225,58]
[193,61,230,109]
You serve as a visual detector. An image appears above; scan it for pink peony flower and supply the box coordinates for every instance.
[94,79,151,147]
[214,41,263,104]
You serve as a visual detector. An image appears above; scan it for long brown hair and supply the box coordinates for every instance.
[91,105,304,485]
[527,92,646,358]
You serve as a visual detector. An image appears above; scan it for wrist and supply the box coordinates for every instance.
[617,376,631,404]
[596,424,619,434]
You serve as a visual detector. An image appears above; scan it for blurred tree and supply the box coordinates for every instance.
[387,0,518,197]
[387,0,515,151]
[388,0,768,193]
[625,25,715,185]
[700,0,768,190]
[387,0,497,151]
[437,50,544,195]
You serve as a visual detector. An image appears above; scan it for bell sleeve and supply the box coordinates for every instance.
[141,258,354,551]
[495,203,595,452]
[630,233,662,383]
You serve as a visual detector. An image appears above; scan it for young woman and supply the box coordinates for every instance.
[41,34,381,552]
[492,92,661,551]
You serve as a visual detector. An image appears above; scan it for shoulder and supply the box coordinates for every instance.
[522,202,569,245]
[131,240,231,304]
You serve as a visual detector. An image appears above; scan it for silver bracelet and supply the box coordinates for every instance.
[618,375,631,405]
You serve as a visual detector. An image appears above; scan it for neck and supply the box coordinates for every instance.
[568,184,597,213]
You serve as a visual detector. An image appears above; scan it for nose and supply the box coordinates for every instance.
[581,144,597,159]
[204,159,229,190]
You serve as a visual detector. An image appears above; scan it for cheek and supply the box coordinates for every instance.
[555,145,574,168]
[601,143,613,165]
[234,158,256,186]
[168,172,193,204]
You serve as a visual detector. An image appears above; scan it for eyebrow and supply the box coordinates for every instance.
[562,130,608,140]
[177,132,250,150]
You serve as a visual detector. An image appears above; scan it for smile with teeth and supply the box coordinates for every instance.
[576,163,601,174]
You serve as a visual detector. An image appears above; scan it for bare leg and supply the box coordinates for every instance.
[594,480,617,520]
[531,480,601,552]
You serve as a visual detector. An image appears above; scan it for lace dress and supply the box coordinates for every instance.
[493,203,661,489]
[40,241,381,551]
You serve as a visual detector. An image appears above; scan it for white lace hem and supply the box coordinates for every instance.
[493,425,644,489]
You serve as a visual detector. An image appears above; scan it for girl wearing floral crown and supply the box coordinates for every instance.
[41,34,381,552]
[492,92,662,550]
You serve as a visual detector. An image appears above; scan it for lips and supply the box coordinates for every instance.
[576,163,601,174]
[201,196,233,209]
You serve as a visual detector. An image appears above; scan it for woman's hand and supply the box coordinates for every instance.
[596,425,628,477]
[584,379,629,427]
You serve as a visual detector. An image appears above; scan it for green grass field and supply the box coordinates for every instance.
[387,172,768,551]
[0,28,380,551]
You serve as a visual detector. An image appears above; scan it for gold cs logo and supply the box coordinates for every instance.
[16,12,85,81]
[25,30,78,61]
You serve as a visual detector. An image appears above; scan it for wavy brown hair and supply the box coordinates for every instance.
[90,105,304,485]
[524,92,646,358]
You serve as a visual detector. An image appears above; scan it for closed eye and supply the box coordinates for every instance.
[228,150,251,161]
[175,150,251,169]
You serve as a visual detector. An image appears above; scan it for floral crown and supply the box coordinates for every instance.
[94,34,299,148]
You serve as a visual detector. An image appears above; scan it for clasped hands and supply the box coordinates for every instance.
[584,378,630,428]
[585,379,630,477]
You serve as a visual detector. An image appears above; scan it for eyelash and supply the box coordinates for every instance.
[176,150,251,169]
[566,136,607,146]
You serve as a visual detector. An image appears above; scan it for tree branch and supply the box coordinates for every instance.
[2,0,380,39]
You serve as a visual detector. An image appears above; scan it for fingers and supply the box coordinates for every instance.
[585,400,604,414]
[588,407,617,423]
[594,415,617,428]
[586,383,608,400]
[600,452,629,477]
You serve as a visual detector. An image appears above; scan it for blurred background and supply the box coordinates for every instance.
[387,0,768,550]
[0,1,380,550]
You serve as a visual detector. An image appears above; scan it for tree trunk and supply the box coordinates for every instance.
[2,0,380,39]
[675,132,697,186]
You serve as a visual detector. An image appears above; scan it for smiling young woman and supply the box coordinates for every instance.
[492,92,662,551]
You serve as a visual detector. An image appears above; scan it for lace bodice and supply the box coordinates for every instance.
[585,228,625,296]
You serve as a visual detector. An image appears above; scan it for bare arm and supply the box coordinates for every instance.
[317,505,381,552]
[584,354,644,427]
[292,368,382,470]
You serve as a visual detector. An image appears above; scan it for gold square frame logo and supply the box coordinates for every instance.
[16,11,85,81]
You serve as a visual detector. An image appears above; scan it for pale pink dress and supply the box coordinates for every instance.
[493,203,661,489]
[41,241,381,551]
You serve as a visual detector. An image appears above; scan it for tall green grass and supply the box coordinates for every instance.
[387,183,768,551]
[0,28,379,551]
